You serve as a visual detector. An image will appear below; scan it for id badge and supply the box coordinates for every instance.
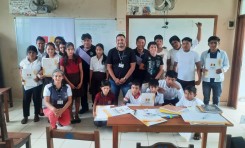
[118,63,124,68]
[57,99,63,105]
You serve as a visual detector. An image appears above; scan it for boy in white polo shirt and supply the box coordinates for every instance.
[123,81,142,105]
[174,37,202,89]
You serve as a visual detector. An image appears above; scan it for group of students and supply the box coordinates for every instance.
[19,23,229,132]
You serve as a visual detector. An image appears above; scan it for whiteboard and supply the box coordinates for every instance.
[127,16,217,55]
[15,17,75,63]
[75,19,117,55]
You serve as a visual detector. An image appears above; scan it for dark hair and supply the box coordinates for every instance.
[208,36,220,43]
[95,43,107,65]
[101,80,111,87]
[184,86,197,94]
[169,35,180,44]
[148,79,159,87]
[54,36,65,43]
[131,80,141,88]
[45,42,56,58]
[136,36,146,42]
[147,41,157,49]
[81,33,92,40]
[116,34,125,39]
[182,37,192,43]
[63,42,79,66]
[59,41,66,46]
[26,45,38,55]
[36,36,45,43]
[154,34,163,41]
[165,70,178,79]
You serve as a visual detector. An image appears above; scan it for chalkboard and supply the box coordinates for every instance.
[15,17,75,63]
[126,15,217,55]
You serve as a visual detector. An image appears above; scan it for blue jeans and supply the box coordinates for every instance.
[109,79,131,105]
[202,81,222,105]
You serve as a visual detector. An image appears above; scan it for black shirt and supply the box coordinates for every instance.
[132,48,149,84]
[106,47,136,83]
[143,54,163,82]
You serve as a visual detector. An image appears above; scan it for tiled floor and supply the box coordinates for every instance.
[4,100,245,148]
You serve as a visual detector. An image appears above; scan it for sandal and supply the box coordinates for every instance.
[193,133,201,140]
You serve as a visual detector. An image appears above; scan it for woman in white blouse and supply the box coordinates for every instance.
[19,45,43,124]
[89,43,108,104]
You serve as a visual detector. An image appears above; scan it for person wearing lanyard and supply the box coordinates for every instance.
[107,34,136,105]
[43,69,72,129]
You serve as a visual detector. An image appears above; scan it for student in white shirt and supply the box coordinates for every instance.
[158,70,184,106]
[19,45,43,124]
[174,37,202,89]
[169,22,202,70]
[90,43,108,104]
[154,35,170,73]
[36,36,47,60]
[147,79,164,106]
[123,81,142,105]
[200,36,230,105]
[176,86,204,140]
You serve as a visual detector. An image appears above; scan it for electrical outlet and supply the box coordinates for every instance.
[240,115,245,124]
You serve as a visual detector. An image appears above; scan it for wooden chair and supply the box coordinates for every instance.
[136,142,194,148]
[0,94,31,148]
[46,126,100,148]
[0,87,13,122]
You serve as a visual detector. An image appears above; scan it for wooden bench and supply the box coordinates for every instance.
[46,126,100,148]
[0,87,13,122]
[0,94,31,148]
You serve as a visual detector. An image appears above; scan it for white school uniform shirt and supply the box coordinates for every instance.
[169,39,199,70]
[19,57,42,90]
[176,97,204,107]
[175,49,200,81]
[145,89,164,106]
[158,80,184,100]
[157,48,170,72]
[124,89,142,105]
[90,55,106,73]
[37,49,47,61]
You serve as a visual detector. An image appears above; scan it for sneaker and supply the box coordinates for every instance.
[56,123,72,130]
[21,117,28,124]
[34,115,40,122]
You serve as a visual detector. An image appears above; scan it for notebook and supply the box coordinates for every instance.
[198,104,223,114]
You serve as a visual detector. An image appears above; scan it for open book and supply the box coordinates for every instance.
[159,105,185,115]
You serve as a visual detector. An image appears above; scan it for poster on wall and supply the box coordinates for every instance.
[127,0,155,15]
[9,0,36,15]
[15,17,75,63]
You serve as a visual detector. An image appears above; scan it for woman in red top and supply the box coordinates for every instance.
[60,42,83,124]
[93,80,115,127]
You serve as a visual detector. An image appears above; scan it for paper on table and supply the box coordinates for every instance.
[21,69,37,87]
[94,105,111,121]
[132,109,167,126]
[140,93,155,106]
[42,58,59,77]
[103,106,134,117]
[181,111,229,124]
[139,109,179,118]
[204,58,222,78]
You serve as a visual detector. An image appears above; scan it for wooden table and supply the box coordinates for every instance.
[107,106,233,148]
[0,87,13,122]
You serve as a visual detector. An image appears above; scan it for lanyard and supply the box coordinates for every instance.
[118,51,124,63]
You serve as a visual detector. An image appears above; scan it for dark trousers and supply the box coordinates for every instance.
[177,79,195,90]
[163,97,179,106]
[94,121,107,127]
[23,85,42,117]
[202,81,222,105]
[81,81,89,111]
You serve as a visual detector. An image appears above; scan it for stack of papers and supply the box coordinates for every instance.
[94,105,111,121]
[159,105,185,115]
[132,109,167,126]
[104,106,134,117]
[42,58,59,77]
[181,112,229,125]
